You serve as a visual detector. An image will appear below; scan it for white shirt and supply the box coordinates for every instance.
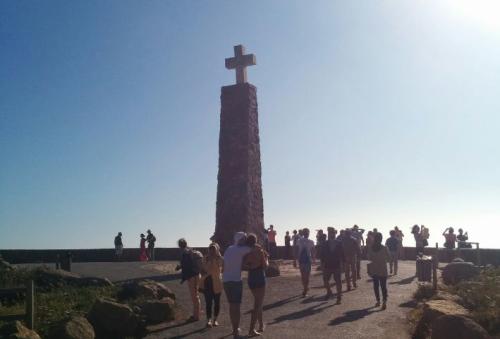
[222,245,252,282]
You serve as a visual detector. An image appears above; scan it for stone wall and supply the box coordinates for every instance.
[2,247,499,265]
[212,83,265,249]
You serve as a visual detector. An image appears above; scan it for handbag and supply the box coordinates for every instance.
[367,262,374,277]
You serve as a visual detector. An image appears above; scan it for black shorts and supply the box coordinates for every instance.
[224,281,243,304]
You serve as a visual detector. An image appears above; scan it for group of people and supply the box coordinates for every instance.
[175,225,405,338]
[113,229,157,261]
[176,233,268,338]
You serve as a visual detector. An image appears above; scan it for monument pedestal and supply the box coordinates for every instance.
[213,83,264,249]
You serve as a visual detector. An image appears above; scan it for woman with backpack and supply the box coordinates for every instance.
[297,228,315,297]
[242,233,269,336]
[201,242,223,328]
[367,232,391,310]
[176,238,201,321]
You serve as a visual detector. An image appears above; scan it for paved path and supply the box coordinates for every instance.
[53,260,418,339]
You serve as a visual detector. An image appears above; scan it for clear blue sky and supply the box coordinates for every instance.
[1,1,499,249]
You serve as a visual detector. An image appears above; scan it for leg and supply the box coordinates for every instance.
[256,287,265,331]
[394,253,399,275]
[213,293,221,321]
[249,289,258,333]
[187,276,201,319]
[373,276,380,304]
[333,270,342,303]
[204,291,213,320]
[323,270,332,296]
[300,265,310,296]
[344,260,351,290]
[229,303,241,336]
[350,259,357,287]
[380,276,388,302]
[356,254,361,279]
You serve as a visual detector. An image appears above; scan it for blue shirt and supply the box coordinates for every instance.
[385,237,399,252]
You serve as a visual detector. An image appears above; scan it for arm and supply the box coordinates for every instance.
[442,228,448,236]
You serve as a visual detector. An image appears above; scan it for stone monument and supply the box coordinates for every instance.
[212,45,265,249]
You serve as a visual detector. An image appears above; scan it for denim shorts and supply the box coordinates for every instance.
[224,281,243,304]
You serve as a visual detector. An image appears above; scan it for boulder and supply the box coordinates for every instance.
[119,279,175,301]
[423,299,470,323]
[431,315,490,339]
[34,267,113,290]
[139,298,175,324]
[433,291,463,304]
[265,261,281,277]
[0,321,41,339]
[52,316,95,339]
[441,261,479,285]
[87,298,140,338]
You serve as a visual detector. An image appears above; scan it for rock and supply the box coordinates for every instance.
[34,267,113,290]
[431,315,490,339]
[119,279,175,301]
[87,298,140,338]
[423,299,470,323]
[52,316,95,339]
[433,291,463,304]
[0,321,41,339]
[265,261,280,277]
[139,298,175,324]
[442,261,479,285]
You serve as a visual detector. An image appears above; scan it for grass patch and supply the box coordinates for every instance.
[449,267,500,336]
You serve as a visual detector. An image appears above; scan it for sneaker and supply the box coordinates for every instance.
[213,320,219,327]
[248,329,262,336]
[336,298,342,305]
[206,320,213,328]
[375,301,381,307]
[382,302,387,310]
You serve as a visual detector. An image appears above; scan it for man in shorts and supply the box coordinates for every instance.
[321,227,344,303]
[297,228,315,297]
[223,232,251,338]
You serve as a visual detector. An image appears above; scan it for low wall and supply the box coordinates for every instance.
[1,246,499,266]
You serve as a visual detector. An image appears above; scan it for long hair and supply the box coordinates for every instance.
[372,232,383,252]
[207,242,222,260]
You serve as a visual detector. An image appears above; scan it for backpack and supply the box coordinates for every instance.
[189,249,204,274]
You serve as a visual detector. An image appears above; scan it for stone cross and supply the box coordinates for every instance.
[225,45,256,84]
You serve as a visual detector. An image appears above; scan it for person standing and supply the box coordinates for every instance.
[139,234,148,261]
[292,229,300,268]
[341,229,361,290]
[394,226,404,258]
[146,229,156,261]
[201,243,223,328]
[114,232,123,260]
[176,238,202,321]
[284,231,291,260]
[412,225,424,257]
[297,228,315,297]
[368,232,391,310]
[242,234,268,336]
[223,232,251,338]
[267,225,277,259]
[457,228,470,248]
[443,227,457,249]
[351,225,365,280]
[385,231,399,275]
[321,227,344,303]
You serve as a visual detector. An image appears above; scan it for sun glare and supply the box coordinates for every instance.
[446,0,500,33]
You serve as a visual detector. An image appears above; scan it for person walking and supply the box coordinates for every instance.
[201,242,223,328]
[223,232,251,338]
[368,232,391,310]
[146,229,156,261]
[385,230,399,275]
[139,234,148,261]
[321,227,344,303]
[341,229,361,290]
[114,232,123,260]
[242,234,268,336]
[297,228,315,297]
[176,238,202,322]
[284,231,291,260]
